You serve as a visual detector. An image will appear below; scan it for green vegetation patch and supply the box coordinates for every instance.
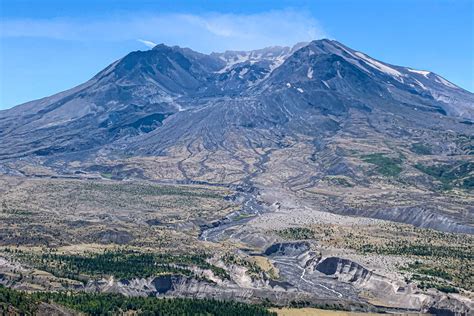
[410,143,432,155]
[403,261,459,294]
[321,224,473,292]
[359,242,473,260]
[73,181,226,199]
[0,285,275,316]
[276,227,315,240]
[233,213,254,221]
[325,176,354,187]
[13,249,229,281]
[359,242,473,291]
[100,172,113,179]
[361,153,403,177]
[414,161,473,190]
[222,254,263,276]
[0,286,37,315]
[409,275,459,293]
[405,261,452,280]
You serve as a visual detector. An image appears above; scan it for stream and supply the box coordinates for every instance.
[199,186,265,242]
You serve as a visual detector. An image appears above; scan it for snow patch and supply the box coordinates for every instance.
[268,55,287,73]
[435,75,458,89]
[433,93,453,104]
[217,48,292,75]
[158,95,185,112]
[407,68,430,77]
[41,118,74,128]
[414,79,427,90]
[354,52,402,77]
[217,53,249,73]
[329,42,372,74]
[239,68,249,77]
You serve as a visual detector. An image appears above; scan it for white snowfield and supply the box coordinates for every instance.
[434,74,458,89]
[407,68,431,77]
[354,51,402,77]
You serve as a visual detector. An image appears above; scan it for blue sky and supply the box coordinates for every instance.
[0,0,472,109]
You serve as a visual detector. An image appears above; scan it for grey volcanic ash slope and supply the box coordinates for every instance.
[0,39,473,233]
[0,39,472,159]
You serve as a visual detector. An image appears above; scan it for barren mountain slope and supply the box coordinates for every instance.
[1,39,471,233]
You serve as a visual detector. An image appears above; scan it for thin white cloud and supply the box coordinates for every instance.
[138,39,157,48]
[0,9,327,52]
